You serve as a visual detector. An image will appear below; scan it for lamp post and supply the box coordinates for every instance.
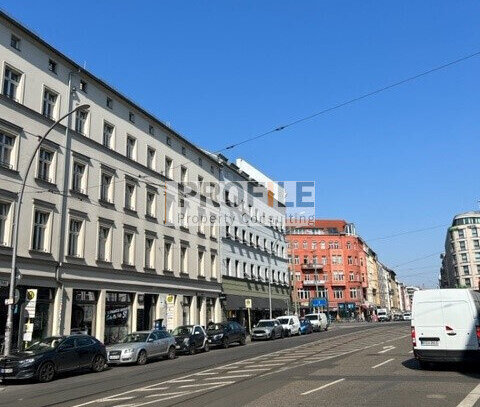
[3,104,90,356]
[268,236,283,319]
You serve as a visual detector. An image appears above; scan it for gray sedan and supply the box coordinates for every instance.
[106,330,176,365]
[251,319,284,341]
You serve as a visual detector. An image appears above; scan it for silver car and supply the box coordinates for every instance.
[106,330,176,365]
[251,319,284,341]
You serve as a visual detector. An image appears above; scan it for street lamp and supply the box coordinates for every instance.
[3,104,90,356]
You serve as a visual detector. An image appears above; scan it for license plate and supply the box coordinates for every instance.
[109,355,120,360]
[0,368,13,373]
[208,339,212,343]
[175,345,181,349]
[421,340,439,346]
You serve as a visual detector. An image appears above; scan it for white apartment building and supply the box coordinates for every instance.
[215,155,289,326]
[0,12,223,348]
[441,211,480,290]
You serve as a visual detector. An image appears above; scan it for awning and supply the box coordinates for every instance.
[224,294,288,311]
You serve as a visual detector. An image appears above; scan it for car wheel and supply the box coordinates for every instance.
[91,354,105,372]
[222,338,229,349]
[137,350,147,365]
[167,346,176,360]
[281,330,285,339]
[188,344,196,355]
[38,361,55,383]
[204,342,210,352]
[240,335,246,346]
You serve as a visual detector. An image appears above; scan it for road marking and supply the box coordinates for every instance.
[228,368,271,373]
[137,387,170,392]
[378,346,396,354]
[408,350,413,354]
[301,378,346,395]
[179,381,235,388]
[205,374,252,380]
[372,358,395,369]
[195,372,218,376]
[457,383,480,407]
[168,378,196,383]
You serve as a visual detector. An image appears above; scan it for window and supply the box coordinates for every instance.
[333,271,344,281]
[32,209,50,252]
[164,241,172,271]
[103,122,114,148]
[210,165,214,174]
[348,256,353,265]
[75,109,88,135]
[146,190,156,218]
[147,147,156,170]
[97,224,112,262]
[312,241,317,249]
[346,241,351,250]
[349,272,355,281]
[0,132,15,169]
[126,135,136,160]
[320,241,325,249]
[106,97,113,109]
[165,157,173,178]
[198,157,203,166]
[180,166,188,184]
[472,228,479,238]
[211,253,217,278]
[302,241,307,249]
[463,265,470,275]
[0,201,12,246]
[124,181,136,211]
[179,198,188,228]
[333,288,344,299]
[461,253,468,263]
[100,172,113,203]
[42,88,58,119]
[129,112,135,123]
[79,80,87,92]
[149,125,154,135]
[349,288,357,299]
[10,34,20,50]
[474,240,480,250]
[67,218,83,257]
[459,241,467,251]
[198,250,205,276]
[123,231,135,265]
[465,278,472,288]
[180,246,188,273]
[37,148,54,182]
[145,236,155,269]
[71,161,86,194]
[48,59,57,73]
[3,66,21,101]
[182,146,186,156]
[166,136,172,146]
[458,229,465,239]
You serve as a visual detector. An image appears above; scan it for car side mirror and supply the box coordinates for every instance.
[147,338,154,343]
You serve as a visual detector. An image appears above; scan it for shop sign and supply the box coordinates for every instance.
[106,307,129,323]
[245,298,252,309]
[166,294,175,305]
[23,322,34,342]
[24,289,38,319]
[166,294,175,331]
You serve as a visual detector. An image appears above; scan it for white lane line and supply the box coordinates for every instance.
[168,378,196,383]
[372,358,395,369]
[179,381,235,388]
[378,346,396,354]
[137,387,169,392]
[205,374,252,380]
[408,350,413,354]
[301,378,346,396]
[145,391,190,398]
[457,383,480,407]
[195,372,218,376]
[227,368,271,373]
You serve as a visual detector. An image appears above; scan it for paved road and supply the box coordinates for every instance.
[1,323,479,407]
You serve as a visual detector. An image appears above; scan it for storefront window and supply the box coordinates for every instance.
[105,292,132,345]
[182,296,191,325]
[71,290,97,335]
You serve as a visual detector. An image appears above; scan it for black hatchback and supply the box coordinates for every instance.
[0,335,107,383]
[207,321,247,348]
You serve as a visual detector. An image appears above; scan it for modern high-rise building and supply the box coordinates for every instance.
[440,211,480,289]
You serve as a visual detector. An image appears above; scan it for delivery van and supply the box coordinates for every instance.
[411,289,480,367]
[304,313,328,332]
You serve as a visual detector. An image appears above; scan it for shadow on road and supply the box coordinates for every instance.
[402,357,480,379]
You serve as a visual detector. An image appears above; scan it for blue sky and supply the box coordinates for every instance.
[5,1,480,287]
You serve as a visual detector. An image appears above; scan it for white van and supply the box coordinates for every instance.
[277,315,301,336]
[304,313,328,332]
[412,289,480,366]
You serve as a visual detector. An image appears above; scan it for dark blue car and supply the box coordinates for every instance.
[299,319,314,335]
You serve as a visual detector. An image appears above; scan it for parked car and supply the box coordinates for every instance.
[304,313,329,332]
[377,308,390,322]
[206,321,246,348]
[299,318,314,335]
[0,335,106,383]
[403,311,412,321]
[412,288,480,367]
[172,325,209,354]
[106,330,176,365]
[251,319,284,340]
[277,315,301,336]
[393,312,403,321]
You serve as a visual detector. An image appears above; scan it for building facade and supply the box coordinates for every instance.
[440,211,480,290]
[217,156,289,329]
[287,220,369,320]
[0,12,225,349]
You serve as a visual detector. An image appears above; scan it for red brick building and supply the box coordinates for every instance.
[286,220,368,319]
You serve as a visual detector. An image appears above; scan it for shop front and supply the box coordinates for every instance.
[104,291,133,345]
[71,290,97,336]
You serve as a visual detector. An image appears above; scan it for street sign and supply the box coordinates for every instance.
[245,298,252,309]
[24,288,37,319]
[311,298,327,307]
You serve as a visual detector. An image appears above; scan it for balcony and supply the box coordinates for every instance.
[302,279,326,286]
[301,263,324,271]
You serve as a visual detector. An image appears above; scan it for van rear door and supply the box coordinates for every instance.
[441,297,477,351]
[414,299,446,357]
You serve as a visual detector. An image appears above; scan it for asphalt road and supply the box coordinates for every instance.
[1,323,479,407]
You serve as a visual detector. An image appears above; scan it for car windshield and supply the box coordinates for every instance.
[305,315,318,321]
[25,337,63,352]
[257,321,274,327]
[207,323,224,331]
[172,326,193,336]
[120,333,149,343]
[277,318,290,324]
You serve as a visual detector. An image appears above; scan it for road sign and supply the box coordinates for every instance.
[311,298,327,308]
[245,298,252,309]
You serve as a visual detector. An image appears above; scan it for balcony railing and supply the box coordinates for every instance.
[302,279,326,286]
[301,263,323,270]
